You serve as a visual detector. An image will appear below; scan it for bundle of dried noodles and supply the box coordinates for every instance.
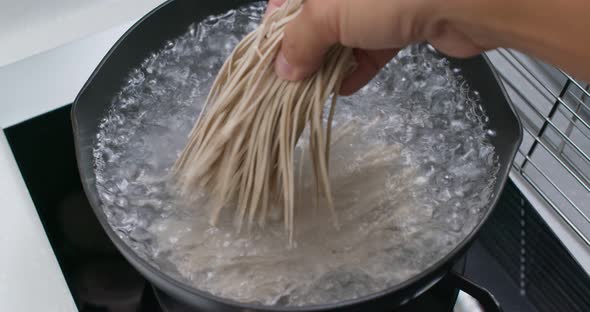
[173,0,355,243]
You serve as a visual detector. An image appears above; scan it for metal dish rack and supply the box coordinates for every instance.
[486,49,590,271]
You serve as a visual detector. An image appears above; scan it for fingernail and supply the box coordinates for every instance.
[275,52,296,80]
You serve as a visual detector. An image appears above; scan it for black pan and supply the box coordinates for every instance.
[72,0,522,311]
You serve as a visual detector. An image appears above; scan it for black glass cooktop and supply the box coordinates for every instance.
[8,104,589,312]
[153,280,459,312]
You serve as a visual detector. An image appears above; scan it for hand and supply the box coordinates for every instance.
[266,0,590,93]
[265,0,489,95]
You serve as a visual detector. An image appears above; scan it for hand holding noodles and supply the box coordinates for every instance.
[173,0,356,244]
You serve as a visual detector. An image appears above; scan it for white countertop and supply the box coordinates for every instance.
[0,21,133,128]
[0,21,127,312]
[0,1,165,310]
[0,0,166,67]
[0,131,77,312]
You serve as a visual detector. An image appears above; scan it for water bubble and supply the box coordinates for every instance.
[164,40,175,51]
[188,24,197,37]
[116,179,129,192]
[99,190,115,205]
[115,197,129,207]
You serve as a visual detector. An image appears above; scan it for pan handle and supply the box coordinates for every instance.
[445,271,503,312]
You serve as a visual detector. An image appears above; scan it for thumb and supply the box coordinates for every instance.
[275,0,434,81]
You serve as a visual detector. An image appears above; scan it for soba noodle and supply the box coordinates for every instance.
[173,0,355,243]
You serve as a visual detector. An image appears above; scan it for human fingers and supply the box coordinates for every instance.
[276,0,433,81]
[340,48,399,96]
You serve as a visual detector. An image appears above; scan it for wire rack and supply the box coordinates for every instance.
[487,49,590,248]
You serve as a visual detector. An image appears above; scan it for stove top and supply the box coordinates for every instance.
[8,105,590,312]
[154,281,458,312]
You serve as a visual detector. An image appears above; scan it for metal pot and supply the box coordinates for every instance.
[72,0,522,311]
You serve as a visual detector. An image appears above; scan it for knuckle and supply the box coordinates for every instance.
[303,0,342,43]
[282,30,307,65]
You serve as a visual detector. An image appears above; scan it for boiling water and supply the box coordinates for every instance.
[94,2,498,307]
